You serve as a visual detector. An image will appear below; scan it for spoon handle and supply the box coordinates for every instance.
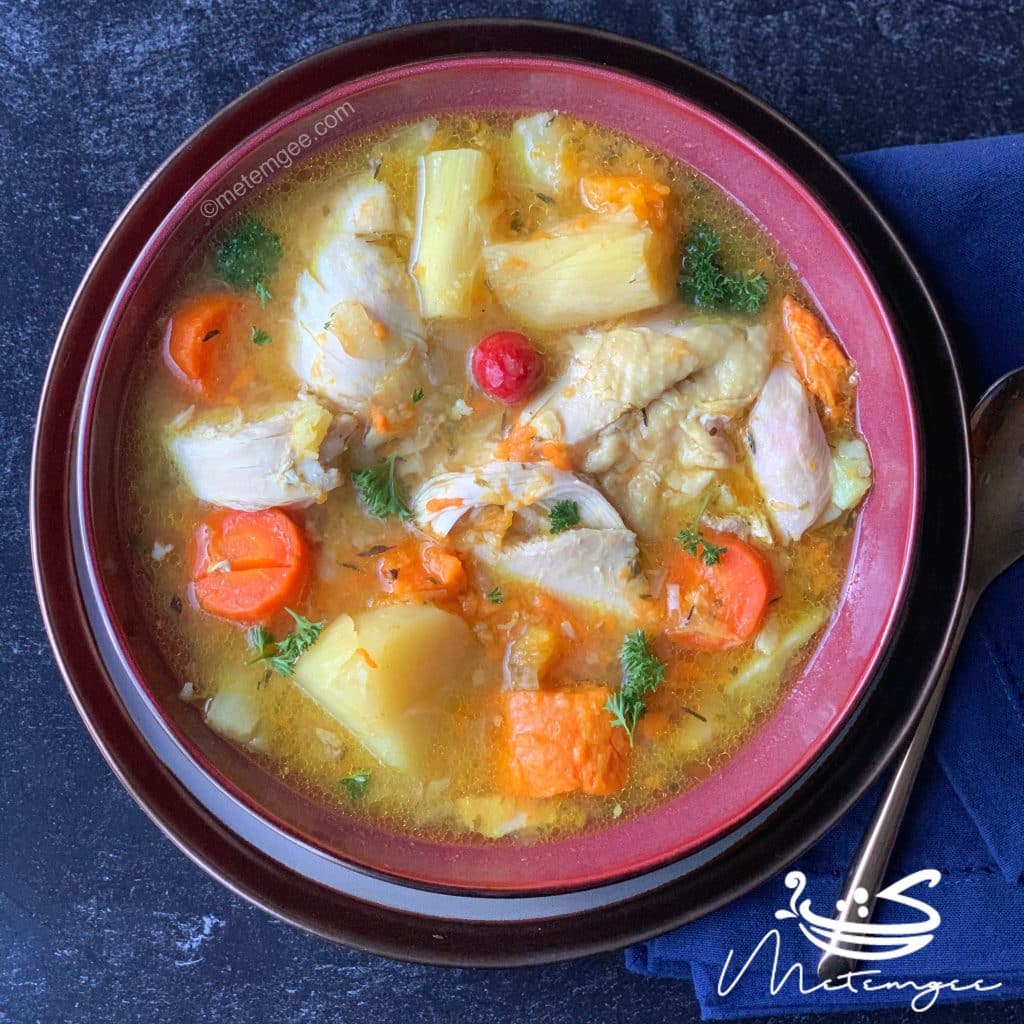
[817,608,972,982]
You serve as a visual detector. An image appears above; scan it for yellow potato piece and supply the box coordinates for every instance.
[292,604,480,773]
[205,678,261,743]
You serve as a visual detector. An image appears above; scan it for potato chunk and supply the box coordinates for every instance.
[205,678,261,743]
[292,604,479,773]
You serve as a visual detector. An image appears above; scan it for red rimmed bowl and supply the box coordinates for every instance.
[32,19,970,963]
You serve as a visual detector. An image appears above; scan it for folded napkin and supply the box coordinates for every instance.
[626,134,1024,1017]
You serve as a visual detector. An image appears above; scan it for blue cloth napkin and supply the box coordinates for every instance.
[625,134,1024,1017]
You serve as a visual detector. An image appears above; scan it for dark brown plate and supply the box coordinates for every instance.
[31,19,969,964]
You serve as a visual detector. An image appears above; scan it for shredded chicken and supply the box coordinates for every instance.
[519,311,755,445]
[580,319,771,535]
[290,181,423,414]
[411,461,625,536]
[491,528,640,616]
[412,462,641,614]
[748,366,832,541]
[167,394,353,510]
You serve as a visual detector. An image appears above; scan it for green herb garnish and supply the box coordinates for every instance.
[351,454,412,521]
[412,387,425,403]
[485,586,503,604]
[679,220,768,314]
[246,624,275,660]
[246,609,323,678]
[214,218,282,298]
[340,772,371,799]
[605,630,667,745]
[675,492,727,566]
[548,499,580,535]
[250,326,272,347]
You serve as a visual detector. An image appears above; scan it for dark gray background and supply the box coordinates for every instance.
[2,2,1022,1022]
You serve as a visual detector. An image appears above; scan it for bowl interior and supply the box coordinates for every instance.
[79,56,918,893]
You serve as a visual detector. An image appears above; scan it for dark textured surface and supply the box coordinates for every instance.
[2,2,1022,1022]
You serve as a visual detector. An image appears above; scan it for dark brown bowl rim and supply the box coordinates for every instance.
[31,18,970,965]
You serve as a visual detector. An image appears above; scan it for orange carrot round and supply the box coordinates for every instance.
[191,508,306,622]
[665,531,773,651]
[165,294,241,390]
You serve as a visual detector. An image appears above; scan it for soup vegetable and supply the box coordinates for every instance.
[121,113,872,841]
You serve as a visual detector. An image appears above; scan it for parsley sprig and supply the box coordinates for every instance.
[548,499,580,535]
[675,493,727,567]
[351,454,412,521]
[247,609,324,678]
[679,220,768,314]
[214,217,282,300]
[605,630,667,746]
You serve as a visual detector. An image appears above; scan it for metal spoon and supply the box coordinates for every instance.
[818,365,1024,982]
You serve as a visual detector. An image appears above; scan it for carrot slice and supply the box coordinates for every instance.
[165,294,241,390]
[192,508,306,622]
[665,531,773,651]
[501,686,630,798]
[781,295,852,421]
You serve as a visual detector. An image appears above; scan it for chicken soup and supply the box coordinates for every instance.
[120,113,871,841]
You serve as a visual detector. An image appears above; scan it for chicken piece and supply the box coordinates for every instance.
[584,411,731,535]
[411,461,625,537]
[680,318,773,414]
[748,366,832,541]
[324,177,402,237]
[290,182,423,413]
[580,320,772,536]
[520,313,768,445]
[491,528,640,616]
[167,395,351,511]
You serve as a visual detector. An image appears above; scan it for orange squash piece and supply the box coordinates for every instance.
[501,686,630,798]
[781,295,852,421]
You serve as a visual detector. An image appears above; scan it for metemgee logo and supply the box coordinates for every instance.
[716,869,1004,1012]
[775,868,941,961]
